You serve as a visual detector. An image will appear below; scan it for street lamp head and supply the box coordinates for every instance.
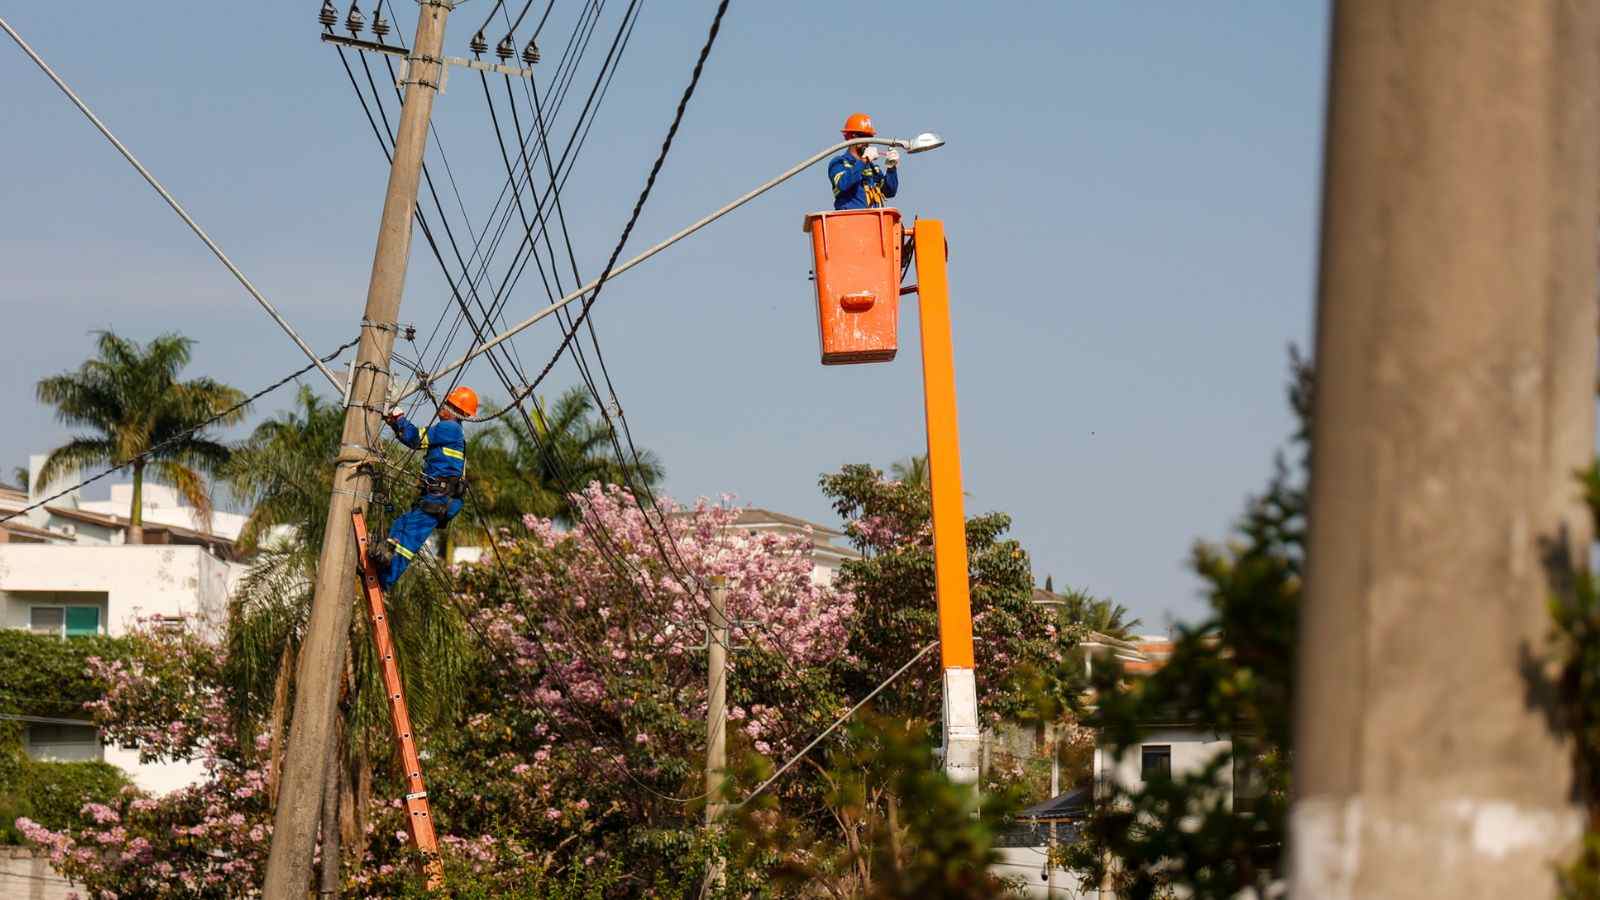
[906,132,945,154]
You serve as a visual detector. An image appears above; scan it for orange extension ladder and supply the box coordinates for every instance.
[351,510,444,890]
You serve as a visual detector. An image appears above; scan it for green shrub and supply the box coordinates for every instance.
[0,746,131,843]
[0,630,135,719]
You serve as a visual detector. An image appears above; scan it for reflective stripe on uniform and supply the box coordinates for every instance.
[417,430,429,451]
[388,539,415,560]
[440,447,465,460]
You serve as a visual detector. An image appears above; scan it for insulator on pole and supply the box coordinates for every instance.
[495,35,514,62]
[470,29,487,56]
[521,38,540,65]
[372,9,390,40]
[345,1,365,36]
[319,0,338,29]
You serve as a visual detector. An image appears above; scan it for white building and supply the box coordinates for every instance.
[1,458,249,795]
[993,628,1236,897]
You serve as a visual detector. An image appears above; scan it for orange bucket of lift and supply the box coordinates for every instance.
[803,208,903,365]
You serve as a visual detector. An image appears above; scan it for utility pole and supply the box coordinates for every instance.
[704,576,728,888]
[1045,721,1058,896]
[1291,3,1598,898]
[705,575,729,824]
[262,3,454,895]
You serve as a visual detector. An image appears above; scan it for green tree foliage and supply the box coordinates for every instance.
[736,714,1020,898]
[1552,466,1600,897]
[0,755,129,845]
[1062,351,1310,899]
[36,332,246,537]
[1041,582,1142,641]
[0,630,134,721]
[462,387,665,534]
[889,455,930,491]
[819,463,1081,728]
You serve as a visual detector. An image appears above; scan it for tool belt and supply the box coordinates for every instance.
[416,474,466,515]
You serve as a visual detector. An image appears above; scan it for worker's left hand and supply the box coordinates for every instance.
[385,406,405,422]
[885,149,900,168]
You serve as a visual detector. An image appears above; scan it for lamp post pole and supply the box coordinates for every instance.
[910,219,981,786]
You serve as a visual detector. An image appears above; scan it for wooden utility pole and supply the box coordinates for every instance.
[1292,2,1599,897]
[262,3,454,894]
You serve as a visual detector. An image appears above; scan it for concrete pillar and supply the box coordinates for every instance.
[1292,2,1599,897]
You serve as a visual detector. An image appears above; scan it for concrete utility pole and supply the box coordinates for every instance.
[703,576,729,890]
[262,3,454,895]
[1292,3,1599,898]
[705,576,729,825]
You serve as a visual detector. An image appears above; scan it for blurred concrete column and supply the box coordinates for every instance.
[1293,2,1600,898]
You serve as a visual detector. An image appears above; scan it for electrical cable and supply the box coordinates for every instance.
[734,641,938,809]
[0,15,342,390]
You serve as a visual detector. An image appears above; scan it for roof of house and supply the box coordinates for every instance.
[44,506,237,557]
[725,507,845,538]
[1018,785,1091,822]
[0,520,64,542]
[669,506,861,560]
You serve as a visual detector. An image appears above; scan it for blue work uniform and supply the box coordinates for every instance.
[378,414,466,590]
[827,149,898,211]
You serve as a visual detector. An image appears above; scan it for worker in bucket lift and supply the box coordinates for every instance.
[367,385,477,590]
[828,112,899,211]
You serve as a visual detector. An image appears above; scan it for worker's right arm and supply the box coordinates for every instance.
[829,156,864,200]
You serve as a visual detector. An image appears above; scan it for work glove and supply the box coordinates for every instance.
[861,146,880,163]
[385,406,405,423]
[885,149,900,168]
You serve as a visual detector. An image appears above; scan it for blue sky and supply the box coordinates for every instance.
[1,1,1330,628]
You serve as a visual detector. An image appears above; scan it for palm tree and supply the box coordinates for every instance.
[1041,579,1142,641]
[36,332,246,543]
[495,387,663,522]
[889,454,930,490]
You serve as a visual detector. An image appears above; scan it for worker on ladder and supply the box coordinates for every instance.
[828,112,899,211]
[367,385,478,590]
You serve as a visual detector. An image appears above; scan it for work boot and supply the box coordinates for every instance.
[367,540,394,571]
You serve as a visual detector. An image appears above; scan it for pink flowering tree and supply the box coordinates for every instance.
[384,484,855,893]
[15,619,277,898]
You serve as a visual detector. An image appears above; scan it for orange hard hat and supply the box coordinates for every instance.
[841,112,876,137]
[443,385,479,418]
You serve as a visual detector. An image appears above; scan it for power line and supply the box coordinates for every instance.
[0,15,342,390]
[736,641,938,809]
[2,337,361,526]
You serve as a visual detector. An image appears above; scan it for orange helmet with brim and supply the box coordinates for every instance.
[841,112,876,138]
[443,385,479,418]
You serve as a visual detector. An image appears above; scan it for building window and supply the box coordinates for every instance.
[1141,744,1171,781]
[28,606,101,637]
[28,606,64,636]
[25,723,103,763]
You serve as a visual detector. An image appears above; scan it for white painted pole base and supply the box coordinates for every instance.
[942,667,981,786]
